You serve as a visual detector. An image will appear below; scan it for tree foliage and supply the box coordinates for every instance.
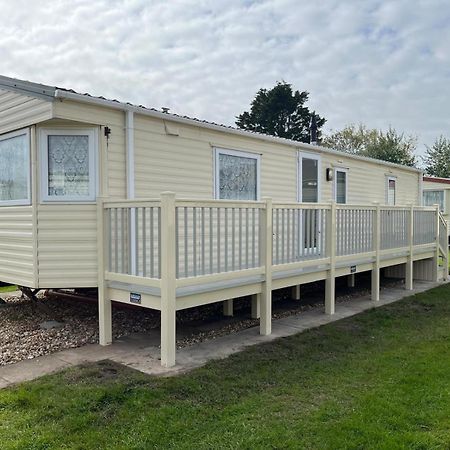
[236,81,325,143]
[423,136,450,177]
[323,124,417,167]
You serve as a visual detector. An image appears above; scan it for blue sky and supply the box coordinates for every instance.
[1,0,450,157]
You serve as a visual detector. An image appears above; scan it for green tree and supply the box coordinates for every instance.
[423,136,450,177]
[236,81,325,143]
[323,124,417,167]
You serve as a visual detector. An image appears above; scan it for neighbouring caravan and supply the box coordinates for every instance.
[423,176,450,241]
[0,75,447,367]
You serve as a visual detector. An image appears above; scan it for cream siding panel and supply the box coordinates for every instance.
[0,206,35,286]
[37,204,97,288]
[0,89,52,135]
[53,99,126,198]
[133,114,420,205]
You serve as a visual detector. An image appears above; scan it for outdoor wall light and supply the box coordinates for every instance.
[326,167,333,181]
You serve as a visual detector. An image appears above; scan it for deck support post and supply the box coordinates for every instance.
[160,192,177,368]
[325,202,336,315]
[97,197,112,345]
[405,204,414,290]
[292,285,301,300]
[371,203,381,302]
[251,294,260,319]
[260,198,273,335]
[347,274,355,288]
[223,299,234,317]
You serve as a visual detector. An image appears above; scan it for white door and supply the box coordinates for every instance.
[298,153,322,256]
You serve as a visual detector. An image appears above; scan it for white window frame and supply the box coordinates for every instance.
[0,128,31,207]
[386,176,397,205]
[213,147,261,200]
[297,151,321,202]
[39,128,98,203]
[333,167,348,204]
[423,189,446,213]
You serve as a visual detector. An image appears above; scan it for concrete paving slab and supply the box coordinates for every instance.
[0,355,71,384]
[0,280,445,387]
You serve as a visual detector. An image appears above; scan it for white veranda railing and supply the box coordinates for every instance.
[103,197,440,280]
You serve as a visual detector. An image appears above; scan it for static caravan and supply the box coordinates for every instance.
[0,75,447,367]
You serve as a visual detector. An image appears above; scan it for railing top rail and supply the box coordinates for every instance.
[412,206,439,212]
[101,196,438,212]
[273,202,331,210]
[176,198,266,209]
[335,204,376,210]
[103,199,161,209]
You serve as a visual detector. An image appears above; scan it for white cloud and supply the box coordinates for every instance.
[1,0,450,157]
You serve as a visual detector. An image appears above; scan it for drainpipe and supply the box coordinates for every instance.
[126,111,136,275]
[309,113,318,146]
[418,171,424,206]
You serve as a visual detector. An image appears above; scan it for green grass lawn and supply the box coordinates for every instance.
[0,284,17,294]
[1,285,450,449]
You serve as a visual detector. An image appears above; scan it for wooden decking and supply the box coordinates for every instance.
[97,193,449,367]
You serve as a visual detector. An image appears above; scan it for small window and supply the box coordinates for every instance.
[40,129,97,202]
[386,177,396,205]
[423,190,444,212]
[214,148,260,200]
[334,168,347,204]
[0,129,30,206]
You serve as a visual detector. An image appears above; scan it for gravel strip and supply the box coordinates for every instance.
[0,279,403,366]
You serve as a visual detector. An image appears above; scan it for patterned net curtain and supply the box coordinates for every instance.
[0,134,28,201]
[48,135,89,197]
[219,153,257,200]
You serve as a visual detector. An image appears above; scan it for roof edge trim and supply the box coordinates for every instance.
[54,88,422,174]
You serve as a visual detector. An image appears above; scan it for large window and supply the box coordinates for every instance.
[40,129,97,202]
[423,190,445,212]
[0,129,30,206]
[214,148,260,200]
[298,152,320,202]
[334,168,347,204]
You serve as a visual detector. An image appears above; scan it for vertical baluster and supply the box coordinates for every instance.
[193,207,197,277]
[294,209,298,259]
[217,208,221,273]
[209,207,213,274]
[286,209,290,263]
[201,208,205,275]
[232,208,235,271]
[135,208,139,275]
[275,209,280,264]
[279,209,284,263]
[358,209,362,253]
[224,208,228,272]
[246,208,249,268]
[184,207,188,277]
[306,209,311,256]
[120,208,126,273]
[252,208,256,268]
[157,207,161,278]
[150,208,154,278]
[238,208,242,269]
[142,207,147,278]
[114,209,118,272]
